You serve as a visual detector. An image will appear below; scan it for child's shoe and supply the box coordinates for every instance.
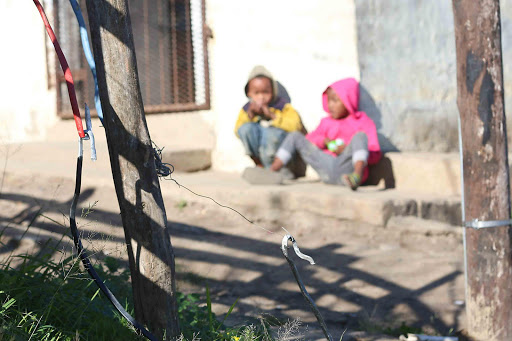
[342,172,361,191]
[242,167,284,185]
[278,167,295,181]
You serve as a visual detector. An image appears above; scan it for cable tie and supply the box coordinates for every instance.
[84,104,97,161]
[463,218,512,229]
[77,137,83,158]
[281,232,315,265]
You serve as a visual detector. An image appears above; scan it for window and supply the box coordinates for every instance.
[51,0,210,118]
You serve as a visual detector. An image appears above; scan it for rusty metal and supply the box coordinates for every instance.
[52,0,210,117]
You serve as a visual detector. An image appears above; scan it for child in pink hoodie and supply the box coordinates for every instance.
[268,78,382,189]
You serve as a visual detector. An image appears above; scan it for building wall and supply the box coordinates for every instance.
[7,1,512,172]
[0,0,358,175]
[356,0,512,153]
[0,0,56,143]
[207,0,360,172]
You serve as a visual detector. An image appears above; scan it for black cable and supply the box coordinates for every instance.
[70,155,157,341]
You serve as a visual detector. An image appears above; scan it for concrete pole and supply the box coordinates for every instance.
[452,0,512,339]
[85,0,179,339]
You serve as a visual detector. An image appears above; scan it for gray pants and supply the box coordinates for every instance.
[276,131,369,185]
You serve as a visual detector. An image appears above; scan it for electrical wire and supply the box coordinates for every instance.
[33,0,85,138]
[152,143,275,235]
[68,0,104,124]
[33,1,155,338]
[70,150,157,341]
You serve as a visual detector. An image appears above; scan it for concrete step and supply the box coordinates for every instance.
[167,171,462,228]
[162,148,211,172]
[3,116,466,228]
[366,152,461,197]
[3,142,463,228]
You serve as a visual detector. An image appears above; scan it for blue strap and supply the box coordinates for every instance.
[68,0,104,124]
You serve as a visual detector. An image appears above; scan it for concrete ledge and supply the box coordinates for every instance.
[386,152,461,196]
[163,149,211,172]
[4,132,464,228]
[364,152,461,196]
[168,172,462,227]
[387,216,462,236]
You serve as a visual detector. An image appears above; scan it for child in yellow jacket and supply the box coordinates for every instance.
[234,65,304,169]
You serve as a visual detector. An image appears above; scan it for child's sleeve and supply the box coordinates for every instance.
[270,104,303,133]
[234,108,252,138]
[305,119,328,149]
[364,119,382,165]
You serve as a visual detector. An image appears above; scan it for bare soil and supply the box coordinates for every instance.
[0,171,465,340]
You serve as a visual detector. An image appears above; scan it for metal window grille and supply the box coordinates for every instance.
[51,0,210,118]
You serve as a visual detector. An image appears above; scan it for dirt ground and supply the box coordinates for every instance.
[0,171,465,340]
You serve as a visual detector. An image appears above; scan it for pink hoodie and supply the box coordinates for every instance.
[306,78,382,181]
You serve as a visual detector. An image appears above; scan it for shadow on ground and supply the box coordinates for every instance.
[0,186,465,337]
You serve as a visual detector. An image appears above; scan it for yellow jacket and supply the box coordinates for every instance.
[234,98,303,137]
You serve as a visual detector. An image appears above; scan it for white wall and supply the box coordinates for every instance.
[0,0,359,176]
[206,0,360,172]
[0,0,56,143]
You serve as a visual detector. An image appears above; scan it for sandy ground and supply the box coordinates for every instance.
[0,171,465,340]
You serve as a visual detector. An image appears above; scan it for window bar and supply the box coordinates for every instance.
[201,0,210,108]
[184,0,195,103]
[158,0,165,104]
[143,0,150,104]
[170,0,179,103]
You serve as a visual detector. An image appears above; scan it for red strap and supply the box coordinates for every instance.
[33,0,85,138]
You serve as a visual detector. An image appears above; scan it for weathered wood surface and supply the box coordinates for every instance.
[85,0,179,338]
[452,0,512,339]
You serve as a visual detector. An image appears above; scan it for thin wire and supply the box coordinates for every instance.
[152,143,274,235]
[165,177,275,235]
[457,114,468,304]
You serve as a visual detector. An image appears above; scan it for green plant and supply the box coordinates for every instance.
[0,216,279,341]
[81,200,99,218]
[0,245,144,340]
[175,200,188,211]
[177,283,273,341]
[359,317,423,338]
[382,321,423,337]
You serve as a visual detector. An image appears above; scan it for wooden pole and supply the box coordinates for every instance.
[85,0,179,339]
[452,0,512,339]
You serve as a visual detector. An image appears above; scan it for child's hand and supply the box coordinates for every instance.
[324,138,331,147]
[334,144,346,155]
[260,105,275,120]
[248,101,262,119]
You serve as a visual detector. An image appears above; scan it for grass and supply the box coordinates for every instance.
[358,312,424,338]
[175,200,188,211]
[0,247,144,340]
[0,229,291,341]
